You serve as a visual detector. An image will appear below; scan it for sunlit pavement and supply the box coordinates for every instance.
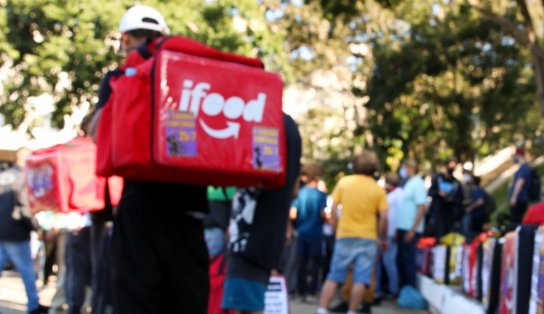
[287,296,429,314]
[0,272,428,314]
[0,272,55,314]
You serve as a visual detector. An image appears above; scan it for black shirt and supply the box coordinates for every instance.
[231,114,302,270]
[0,166,34,242]
[119,180,207,212]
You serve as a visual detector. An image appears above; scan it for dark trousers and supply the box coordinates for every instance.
[91,221,113,314]
[65,226,92,314]
[321,235,335,284]
[510,201,528,225]
[296,238,322,296]
[42,230,61,286]
[279,236,298,295]
[396,229,419,288]
[113,205,209,314]
[434,209,454,240]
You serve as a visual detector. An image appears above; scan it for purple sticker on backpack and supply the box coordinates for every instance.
[163,110,197,157]
[252,126,280,171]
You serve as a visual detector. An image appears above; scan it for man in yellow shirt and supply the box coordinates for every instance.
[316,150,388,314]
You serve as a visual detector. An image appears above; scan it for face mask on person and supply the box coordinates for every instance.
[463,174,472,184]
[446,167,455,176]
[399,167,408,180]
[513,156,520,164]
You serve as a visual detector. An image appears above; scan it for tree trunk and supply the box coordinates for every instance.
[531,44,544,115]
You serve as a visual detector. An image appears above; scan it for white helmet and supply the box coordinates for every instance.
[119,5,170,34]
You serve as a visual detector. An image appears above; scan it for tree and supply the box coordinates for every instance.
[467,0,544,115]
[366,0,538,168]
[0,0,289,130]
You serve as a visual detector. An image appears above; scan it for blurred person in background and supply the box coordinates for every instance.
[291,163,327,301]
[375,174,402,301]
[316,150,388,314]
[428,158,464,239]
[509,147,532,226]
[0,147,49,314]
[396,160,427,289]
[462,175,490,242]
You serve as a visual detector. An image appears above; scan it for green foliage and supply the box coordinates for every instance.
[365,0,539,169]
[0,0,289,128]
[1,0,543,197]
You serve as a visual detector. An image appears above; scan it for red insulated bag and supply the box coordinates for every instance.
[97,36,286,188]
[26,137,122,213]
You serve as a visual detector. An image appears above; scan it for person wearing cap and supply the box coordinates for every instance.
[509,147,532,225]
[396,160,427,290]
[89,5,209,314]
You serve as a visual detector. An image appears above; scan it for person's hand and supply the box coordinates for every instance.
[379,239,388,252]
[285,228,294,246]
[404,230,415,243]
[438,191,447,198]
[510,197,517,208]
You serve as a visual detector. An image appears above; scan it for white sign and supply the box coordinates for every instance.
[264,276,289,314]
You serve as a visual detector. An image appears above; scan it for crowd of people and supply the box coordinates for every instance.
[0,4,539,314]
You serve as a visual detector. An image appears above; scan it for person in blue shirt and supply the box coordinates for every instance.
[509,147,532,225]
[292,163,327,300]
[396,160,427,289]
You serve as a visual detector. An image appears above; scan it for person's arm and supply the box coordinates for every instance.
[87,70,120,141]
[378,210,388,251]
[289,206,297,221]
[285,215,294,245]
[510,178,525,207]
[14,169,38,231]
[466,197,485,213]
[405,180,427,243]
[331,202,339,233]
[87,108,103,141]
[428,175,440,198]
[404,204,426,243]
[320,193,328,220]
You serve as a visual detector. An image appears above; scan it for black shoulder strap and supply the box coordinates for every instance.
[137,42,153,60]
[136,36,171,60]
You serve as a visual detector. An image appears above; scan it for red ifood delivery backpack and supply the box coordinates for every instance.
[95,36,286,188]
[25,137,123,213]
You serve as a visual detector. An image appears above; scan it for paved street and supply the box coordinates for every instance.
[0,272,428,314]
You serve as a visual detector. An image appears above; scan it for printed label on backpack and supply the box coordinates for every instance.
[252,126,280,171]
[163,110,197,157]
[179,80,266,140]
[27,165,54,197]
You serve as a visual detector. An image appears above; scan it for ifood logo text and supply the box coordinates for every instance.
[178,80,266,139]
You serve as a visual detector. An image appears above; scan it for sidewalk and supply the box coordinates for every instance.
[0,272,428,314]
[0,272,56,314]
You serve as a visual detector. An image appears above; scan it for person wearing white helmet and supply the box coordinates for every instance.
[88,4,170,137]
[117,4,170,50]
[88,5,209,314]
